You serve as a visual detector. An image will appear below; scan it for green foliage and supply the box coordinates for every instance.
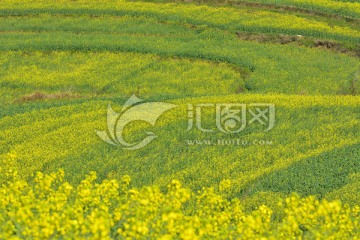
[1,157,359,239]
[0,0,359,238]
[245,144,360,200]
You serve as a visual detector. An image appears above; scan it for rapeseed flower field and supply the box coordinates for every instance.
[0,0,359,238]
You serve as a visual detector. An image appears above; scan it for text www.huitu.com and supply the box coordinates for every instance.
[185,139,273,146]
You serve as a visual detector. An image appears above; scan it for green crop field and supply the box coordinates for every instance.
[0,0,359,239]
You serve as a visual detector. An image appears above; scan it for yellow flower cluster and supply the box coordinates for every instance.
[0,0,359,40]
[238,0,360,19]
[1,154,359,239]
[291,0,360,17]
[0,51,241,105]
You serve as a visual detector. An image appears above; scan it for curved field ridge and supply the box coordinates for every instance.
[0,2,359,41]
[0,0,359,238]
[234,0,360,19]
[145,0,360,20]
[1,95,359,197]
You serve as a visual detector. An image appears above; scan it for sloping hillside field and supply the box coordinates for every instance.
[0,0,359,238]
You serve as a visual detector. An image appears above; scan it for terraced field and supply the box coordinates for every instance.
[0,0,359,238]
